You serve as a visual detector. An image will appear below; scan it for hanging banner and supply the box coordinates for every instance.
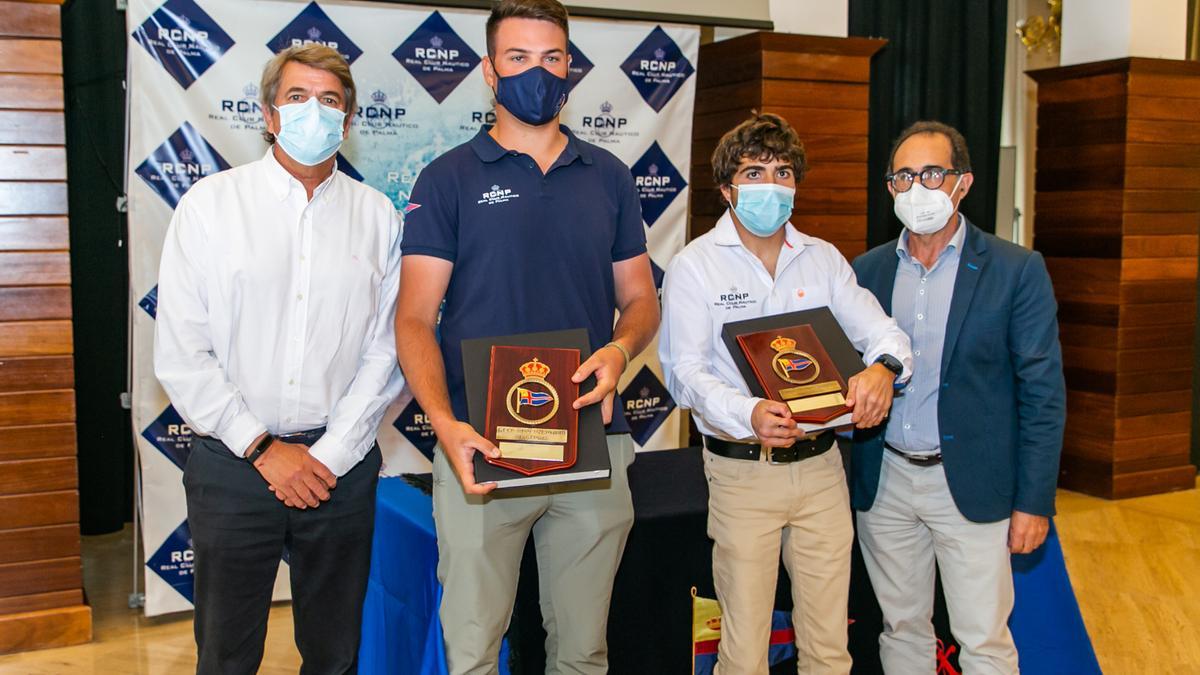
[127,0,696,616]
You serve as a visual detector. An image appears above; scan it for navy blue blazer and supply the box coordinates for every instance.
[851,219,1066,523]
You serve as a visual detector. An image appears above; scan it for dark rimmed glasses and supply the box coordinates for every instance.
[885,166,966,193]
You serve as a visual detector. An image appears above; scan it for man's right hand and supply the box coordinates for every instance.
[252,440,337,509]
[751,399,805,448]
[434,419,500,496]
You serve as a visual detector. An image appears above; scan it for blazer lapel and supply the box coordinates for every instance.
[941,219,989,374]
[874,246,901,315]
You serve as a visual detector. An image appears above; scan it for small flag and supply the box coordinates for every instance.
[691,588,795,675]
[778,356,813,375]
[517,388,553,410]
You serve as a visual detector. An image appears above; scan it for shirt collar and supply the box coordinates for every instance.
[712,208,805,253]
[896,213,966,262]
[468,124,594,166]
[261,147,339,202]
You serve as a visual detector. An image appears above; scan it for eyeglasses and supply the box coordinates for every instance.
[885,166,966,193]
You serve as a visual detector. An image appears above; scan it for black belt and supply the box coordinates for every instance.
[276,426,327,446]
[704,431,834,464]
[885,442,942,467]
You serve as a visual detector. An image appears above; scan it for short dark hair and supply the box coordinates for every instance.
[888,121,972,173]
[486,0,569,58]
[711,111,808,188]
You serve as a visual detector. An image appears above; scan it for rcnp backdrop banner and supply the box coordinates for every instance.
[126,0,697,616]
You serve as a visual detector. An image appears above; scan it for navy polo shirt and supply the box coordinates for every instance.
[402,125,646,434]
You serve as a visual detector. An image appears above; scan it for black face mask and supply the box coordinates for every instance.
[493,66,569,126]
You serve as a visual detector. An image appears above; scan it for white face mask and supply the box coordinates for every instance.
[893,175,963,235]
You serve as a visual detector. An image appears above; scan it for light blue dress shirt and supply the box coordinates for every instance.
[884,217,966,455]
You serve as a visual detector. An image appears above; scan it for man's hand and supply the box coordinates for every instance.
[845,363,896,429]
[571,344,626,425]
[434,419,500,496]
[1008,511,1049,554]
[751,399,806,448]
[254,441,336,509]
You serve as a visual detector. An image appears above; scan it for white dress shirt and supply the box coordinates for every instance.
[658,210,913,442]
[154,149,405,476]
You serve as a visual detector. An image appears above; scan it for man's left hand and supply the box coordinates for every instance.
[845,363,896,429]
[1008,511,1049,554]
[572,344,626,425]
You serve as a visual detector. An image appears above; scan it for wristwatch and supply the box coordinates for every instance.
[245,433,274,464]
[873,354,903,379]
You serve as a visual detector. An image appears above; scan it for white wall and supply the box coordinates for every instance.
[1061,0,1186,65]
[713,0,849,41]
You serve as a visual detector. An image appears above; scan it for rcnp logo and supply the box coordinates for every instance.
[714,285,755,310]
[357,89,413,135]
[720,291,751,303]
[223,83,263,125]
[132,0,235,89]
[147,521,196,603]
[394,12,481,104]
[478,183,519,206]
[135,122,231,209]
[267,2,363,64]
[620,366,676,447]
[579,101,636,144]
[394,398,437,460]
[630,141,687,226]
[463,109,497,131]
[620,26,695,112]
[140,404,195,471]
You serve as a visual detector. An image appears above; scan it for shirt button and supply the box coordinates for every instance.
[915,350,921,356]
[917,313,924,320]
[285,417,292,423]
[921,277,927,284]
[903,424,911,430]
[919,289,925,295]
[297,293,303,301]
[288,379,295,385]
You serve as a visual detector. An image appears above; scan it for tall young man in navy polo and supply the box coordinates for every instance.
[394,1,660,673]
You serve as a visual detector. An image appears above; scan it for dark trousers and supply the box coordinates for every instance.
[183,435,381,675]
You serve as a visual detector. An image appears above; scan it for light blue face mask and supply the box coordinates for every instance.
[732,183,795,237]
[273,97,346,166]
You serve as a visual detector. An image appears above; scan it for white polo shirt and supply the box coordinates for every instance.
[658,210,913,442]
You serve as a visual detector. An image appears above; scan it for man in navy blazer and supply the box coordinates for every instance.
[851,121,1065,674]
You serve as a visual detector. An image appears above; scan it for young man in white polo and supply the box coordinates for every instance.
[659,112,911,675]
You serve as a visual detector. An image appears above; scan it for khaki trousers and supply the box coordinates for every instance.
[433,434,636,675]
[704,447,853,675]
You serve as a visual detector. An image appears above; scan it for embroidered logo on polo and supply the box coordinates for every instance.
[141,404,193,471]
[136,122,231,209]
[567,41,594,93]
[620,26,694,112]
[211,82,265,132]
[620,365,676,447]
[267,2,363,64]
[631,142,686,226]
[132,0,235,90]
[146,520,195,603]
[355,89,413,136]
[139,285,159,319]
[393,398,437,460]
[336,152,363,182]
[714,285,755,310]
[478,183,520,206]
[394,12,480,104]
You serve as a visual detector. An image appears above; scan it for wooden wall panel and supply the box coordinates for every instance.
[0,3,86,650]
[689,32,884,245]
[1030,57,1200,499]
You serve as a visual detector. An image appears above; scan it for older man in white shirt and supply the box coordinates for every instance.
[659,113,911,675]
[154,45,403,675]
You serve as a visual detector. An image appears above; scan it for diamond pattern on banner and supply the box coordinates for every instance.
[631,141,687,226]
[393,397,437,460]
[620,365,676,447]
[139,284,159,319]
[650,258,665,290]
[141,404,194,471]
[620,26,694,113]
[393,11,481,103]
[337,152,363,181]
[132,0,235,90]
[135,122,231,209]
[567,41,594,93]
[267,1,363,64]
[146,520,195,603]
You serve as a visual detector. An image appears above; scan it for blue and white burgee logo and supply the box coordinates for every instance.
[141,404,193,471]
[393,397,437,460]
[132,0,235,90]
[135,122,231,209]
[139,285,159,320]
[267,1,363,64]
[631,141,687,226]
[393,12,480,104]
[620,26,694,113]
[336,152,363,182]
[567,41,594,93]
[620,365,676,447]
[147,520,195,603]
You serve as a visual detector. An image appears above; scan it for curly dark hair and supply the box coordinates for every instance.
[711,111,808,189]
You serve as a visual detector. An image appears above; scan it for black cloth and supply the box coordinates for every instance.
[184,435,380,675]
[849,0,1008,246]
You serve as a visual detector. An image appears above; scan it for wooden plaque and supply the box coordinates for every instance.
[483,345,580,477]
[735,324,851,424]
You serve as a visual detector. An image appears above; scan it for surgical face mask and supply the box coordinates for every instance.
[893,175,963,235]
[273,97,346,166]
[731,183,795,237]
[493,66,569,127]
